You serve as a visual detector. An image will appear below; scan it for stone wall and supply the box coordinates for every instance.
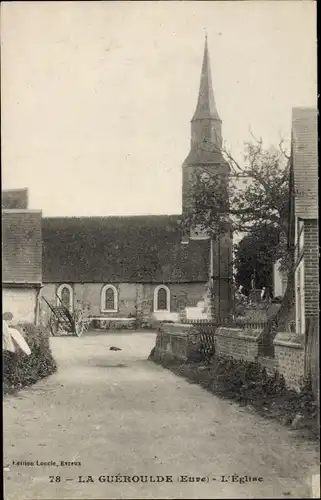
[273,332,305,391]
[151,323,306,392]
[41,282,137,323]
[41,282,206,327]
[90,318,136,330]
[152,323,200,363]
[214,327,261,362]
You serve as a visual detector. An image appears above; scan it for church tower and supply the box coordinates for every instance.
[182,35,229,215]
[182,36,233,321]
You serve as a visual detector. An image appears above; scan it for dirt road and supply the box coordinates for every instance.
[3,331,319,499]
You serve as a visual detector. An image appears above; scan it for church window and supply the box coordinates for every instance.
[154,285,170,312]
[101,285,118,312]
[57,284,73,311]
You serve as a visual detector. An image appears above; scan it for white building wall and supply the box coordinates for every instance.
[273,260,288,298]
[3,287,37,324]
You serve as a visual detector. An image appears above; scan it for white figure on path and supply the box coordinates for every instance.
[3,312,31,356]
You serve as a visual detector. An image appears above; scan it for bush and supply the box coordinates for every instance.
[3,323,57,394]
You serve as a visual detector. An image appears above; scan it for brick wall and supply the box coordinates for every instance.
[151,324,306,392]
[214,329,305,391]
[304,220,319,321]
[215,327,261,362]
[273,333,305,391]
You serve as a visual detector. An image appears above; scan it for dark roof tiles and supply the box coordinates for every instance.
[42,215,210,283]
[2,189,28,209]
[2,210,42,283]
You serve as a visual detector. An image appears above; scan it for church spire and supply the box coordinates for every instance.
[190,36,222,150]
[192,35,221,122]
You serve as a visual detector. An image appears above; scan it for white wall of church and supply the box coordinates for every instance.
[40,282,206,326]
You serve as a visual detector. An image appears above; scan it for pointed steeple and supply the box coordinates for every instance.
[189,36,222,151]
[192,36,221,122]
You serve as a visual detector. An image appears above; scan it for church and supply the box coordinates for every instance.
[4,38,233,328]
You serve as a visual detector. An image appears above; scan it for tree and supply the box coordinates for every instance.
[183,134,294,336]
[234,224,280,296]
[183,135,290,265]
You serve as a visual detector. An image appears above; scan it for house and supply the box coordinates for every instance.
[2,195,42,325]
[40,38,233,327]
[288,107,318,335]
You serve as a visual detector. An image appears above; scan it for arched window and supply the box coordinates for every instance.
[57,284,73,311]
[101,285,118,313]
[154,285,170,312]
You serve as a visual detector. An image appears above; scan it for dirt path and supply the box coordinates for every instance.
[3,331,319,499]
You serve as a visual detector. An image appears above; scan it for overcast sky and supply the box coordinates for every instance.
[1,1,317,217]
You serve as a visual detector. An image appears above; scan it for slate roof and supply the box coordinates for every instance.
[192,36,221,122]
[2,189,28,209]
[292,107,318,219]
[183,146,227,167]
[42,215,210,283]
[2,210,42,284]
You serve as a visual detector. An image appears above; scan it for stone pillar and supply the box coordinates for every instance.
[203,280,214,320]
[178,291,188,322]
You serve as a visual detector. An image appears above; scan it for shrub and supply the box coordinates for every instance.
[3,323,57,394]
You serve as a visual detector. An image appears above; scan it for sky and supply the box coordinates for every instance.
[1,1,317,217]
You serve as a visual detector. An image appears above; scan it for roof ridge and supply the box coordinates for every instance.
[2,188,28,193]
[42,214,182,220]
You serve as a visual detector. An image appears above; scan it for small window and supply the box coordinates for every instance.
[57,284,73,311]
[101,285,118,312]
[154,285,170,312]
[157,288,167,310]
[105,288,115,310]
[61,287,71,308]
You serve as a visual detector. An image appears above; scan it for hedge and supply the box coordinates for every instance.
[3,323,57,394]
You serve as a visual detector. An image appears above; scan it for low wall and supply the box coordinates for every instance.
[151,323,306,393]
[90,317,136,330]
[152,323,201,363]
[215,329,305,391]
[215,327,262,362]
[273,332,305,391]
